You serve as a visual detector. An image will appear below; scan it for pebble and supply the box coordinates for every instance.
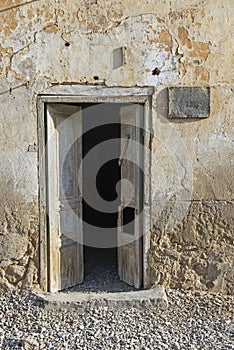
[0,289,233,349]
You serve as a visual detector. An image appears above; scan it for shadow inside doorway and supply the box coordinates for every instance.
[66,247,137,293]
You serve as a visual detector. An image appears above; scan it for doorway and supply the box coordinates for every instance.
[38,87,152,293]
[74,103,140,292]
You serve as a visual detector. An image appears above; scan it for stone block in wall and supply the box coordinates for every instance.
[168,87,210,118]
[6,264,26,283]
[0,233,28,261]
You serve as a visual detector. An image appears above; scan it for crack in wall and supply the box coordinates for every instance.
[0,83,28,96]
[0,0,40,14]
[175,153,190,194]
[74,13,166,35]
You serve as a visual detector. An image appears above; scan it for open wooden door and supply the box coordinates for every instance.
[118,104,143,288]
[47,104,83,292]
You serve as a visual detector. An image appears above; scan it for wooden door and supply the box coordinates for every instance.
[118,104,143,288]
[47,103,83,292]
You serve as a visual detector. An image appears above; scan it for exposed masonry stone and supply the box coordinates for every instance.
[0,234,28,261]
[5,264,26,284]
[149,201,234,293]
[0,0,233,293]
[168,87,210,118]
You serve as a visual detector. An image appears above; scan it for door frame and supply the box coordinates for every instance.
[37,85,154,292]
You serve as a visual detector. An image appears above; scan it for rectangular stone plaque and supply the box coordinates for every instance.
[168,87,210,118]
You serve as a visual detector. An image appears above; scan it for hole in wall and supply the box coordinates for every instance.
[65,42,70,47]
[122,207,135,235]
[152,67,161,76]
[93,76,99,80]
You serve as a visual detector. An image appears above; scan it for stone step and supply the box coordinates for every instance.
[36,286,168,310]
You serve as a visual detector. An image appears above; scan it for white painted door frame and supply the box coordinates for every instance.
[38,85,154,292]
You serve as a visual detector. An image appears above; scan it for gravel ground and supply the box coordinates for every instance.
[0,289,233,350]
[65,247,136,293]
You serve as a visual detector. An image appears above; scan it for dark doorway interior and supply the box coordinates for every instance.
[78,103,134,292]
[82,103,121,239]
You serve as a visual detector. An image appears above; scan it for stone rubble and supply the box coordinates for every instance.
[0,289,233,349]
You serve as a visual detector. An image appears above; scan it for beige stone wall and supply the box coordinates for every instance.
[0,0,233,292]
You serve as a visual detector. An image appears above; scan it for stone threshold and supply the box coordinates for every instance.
[36,286,168,309]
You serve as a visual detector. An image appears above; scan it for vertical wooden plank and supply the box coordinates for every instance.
[118,104,143,288]
[37,97,48,292]
[142,95,153,288]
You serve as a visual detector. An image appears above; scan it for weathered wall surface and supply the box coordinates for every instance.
[0,0,233,292]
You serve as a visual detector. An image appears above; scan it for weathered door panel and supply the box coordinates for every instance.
[118,104,143,288]
[47,104,83,292]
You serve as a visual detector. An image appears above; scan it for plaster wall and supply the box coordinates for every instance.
[0,0,233,292]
